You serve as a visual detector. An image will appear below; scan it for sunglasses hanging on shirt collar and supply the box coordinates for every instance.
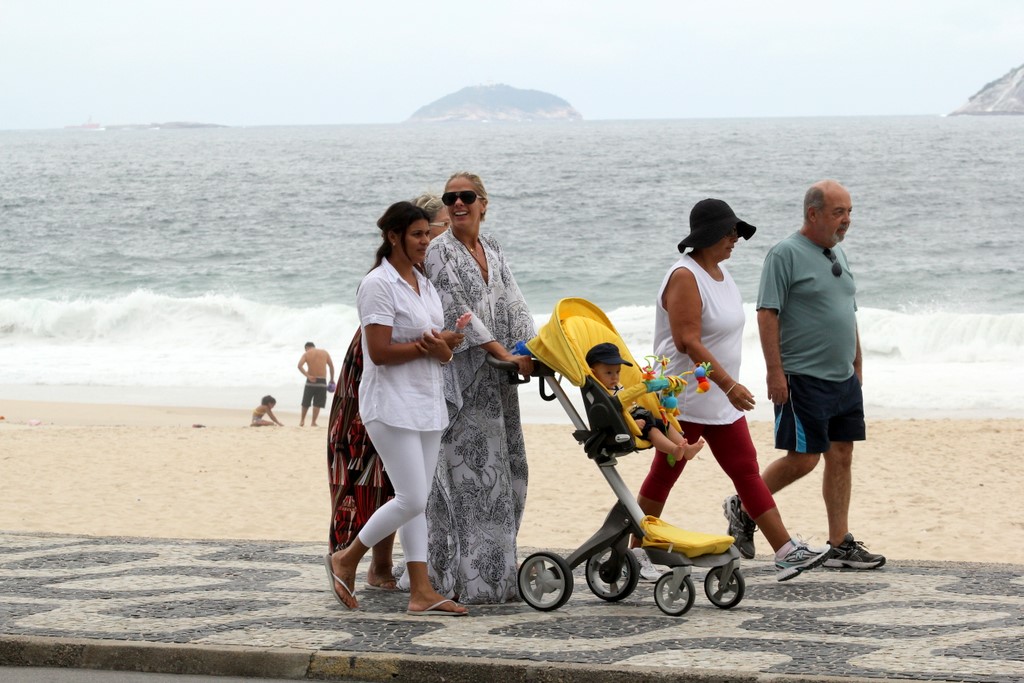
[823,248,842,277]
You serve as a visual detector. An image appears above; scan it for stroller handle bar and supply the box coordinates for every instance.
[485,354,532,384]
[486,351,558,388]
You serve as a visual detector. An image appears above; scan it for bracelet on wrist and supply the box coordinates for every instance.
[439,353,453,366]
[725,383,737,395]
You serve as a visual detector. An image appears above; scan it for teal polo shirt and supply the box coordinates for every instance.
[757,232,857,382]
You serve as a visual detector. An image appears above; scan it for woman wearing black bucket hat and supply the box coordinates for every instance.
[632,198,829,583]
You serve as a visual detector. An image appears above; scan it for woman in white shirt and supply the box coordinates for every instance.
[325,201,467,616]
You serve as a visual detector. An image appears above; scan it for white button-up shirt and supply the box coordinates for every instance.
[356,259,449,431]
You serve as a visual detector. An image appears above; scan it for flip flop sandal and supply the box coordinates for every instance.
[406,598,468,617]
[364,580,398,591]
[323,554,355,609]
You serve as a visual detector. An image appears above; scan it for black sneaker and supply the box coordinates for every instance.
[823,532,886,569]
[723,494,756,559]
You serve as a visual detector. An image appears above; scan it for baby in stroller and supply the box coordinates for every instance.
[586,342,705,466]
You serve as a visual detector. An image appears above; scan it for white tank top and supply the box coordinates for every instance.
[652,254,744,425]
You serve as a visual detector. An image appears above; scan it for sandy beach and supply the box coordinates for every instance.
[1,399,1022,565]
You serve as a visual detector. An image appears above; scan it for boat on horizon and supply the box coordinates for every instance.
[64,117,104,130]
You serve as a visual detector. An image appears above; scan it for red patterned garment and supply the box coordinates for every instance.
[326,329,395,551]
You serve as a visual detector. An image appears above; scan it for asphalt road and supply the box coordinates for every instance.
[0,668,373,683]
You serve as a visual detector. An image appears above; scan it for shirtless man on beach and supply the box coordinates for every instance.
[297,342,335,427]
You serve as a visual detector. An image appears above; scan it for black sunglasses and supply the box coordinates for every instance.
[823,248,842,277]
[441,190,480,206]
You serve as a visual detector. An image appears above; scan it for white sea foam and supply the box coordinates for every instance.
[602,304,1024,419]
[0,290,360,388]
[611,304,1024,365]
[1,293,1021,419]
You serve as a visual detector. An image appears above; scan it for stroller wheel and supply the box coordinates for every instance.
[518,552,574,612]
[585,548,640,602]
[704,565,745,609]
[653,571,695,617]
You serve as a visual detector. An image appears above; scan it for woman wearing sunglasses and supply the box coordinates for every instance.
[415,191,452,240]
[423,171,536,604]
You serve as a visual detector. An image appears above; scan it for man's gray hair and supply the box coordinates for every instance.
[804,185,827,220]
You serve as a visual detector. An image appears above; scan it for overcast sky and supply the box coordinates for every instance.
[2,0,1022,130]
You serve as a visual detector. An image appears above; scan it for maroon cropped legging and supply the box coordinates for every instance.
[638,416,777,520]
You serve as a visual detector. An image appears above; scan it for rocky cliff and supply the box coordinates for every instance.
[408,84,582,122]
[950,63,1024,115]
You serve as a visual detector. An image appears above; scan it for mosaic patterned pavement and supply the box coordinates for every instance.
[1,532,1022,682]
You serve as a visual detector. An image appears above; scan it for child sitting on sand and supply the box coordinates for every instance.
[586,342,704,463]
[251,395,283,427]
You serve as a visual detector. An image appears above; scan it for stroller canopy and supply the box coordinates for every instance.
[525,298,633,388]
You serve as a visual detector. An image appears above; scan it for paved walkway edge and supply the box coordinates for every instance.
[0,634,891,683]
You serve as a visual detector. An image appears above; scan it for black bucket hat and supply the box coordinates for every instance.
[677,198,756,252]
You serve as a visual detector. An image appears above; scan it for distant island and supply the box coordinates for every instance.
[950,62,1024,116]
[63,121,228,131]
[408,84,582,123]
[106,121,228,130]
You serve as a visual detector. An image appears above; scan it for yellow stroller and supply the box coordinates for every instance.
[502,298,744,616]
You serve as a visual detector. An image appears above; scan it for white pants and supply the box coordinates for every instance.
[360,421,442,563]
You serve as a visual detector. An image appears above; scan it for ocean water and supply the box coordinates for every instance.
[2,117,1022,421]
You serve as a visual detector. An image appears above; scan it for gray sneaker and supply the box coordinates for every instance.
[823,533,886,569]
[723,495,756,559]
[775,540,830,582]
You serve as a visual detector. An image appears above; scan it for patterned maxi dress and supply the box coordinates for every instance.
[326,329,394,552]
[423,229,536,603]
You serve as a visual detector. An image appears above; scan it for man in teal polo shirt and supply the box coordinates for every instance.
[737,179,884,570]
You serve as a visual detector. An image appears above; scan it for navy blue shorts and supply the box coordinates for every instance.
[773,374,865,453]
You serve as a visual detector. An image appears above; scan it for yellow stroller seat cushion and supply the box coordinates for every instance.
[640,515,735,558]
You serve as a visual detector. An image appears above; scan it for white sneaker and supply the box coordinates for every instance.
[632,547,661,583]
[775,539,830,582]
[393,560,410,592]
